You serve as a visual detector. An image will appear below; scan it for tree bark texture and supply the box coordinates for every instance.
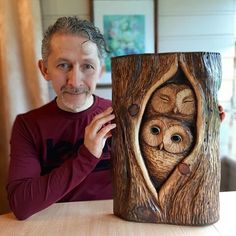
[111,52,222,225]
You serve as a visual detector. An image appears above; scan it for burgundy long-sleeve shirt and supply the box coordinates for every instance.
[6,96,113,220]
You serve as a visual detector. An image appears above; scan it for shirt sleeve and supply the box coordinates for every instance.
[6,115,100,220]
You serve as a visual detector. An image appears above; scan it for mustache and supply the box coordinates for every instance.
[60,86,90,94]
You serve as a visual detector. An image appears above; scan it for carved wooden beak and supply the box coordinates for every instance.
[158,143,164,150]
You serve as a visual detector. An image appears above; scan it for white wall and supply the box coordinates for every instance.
[40,0,90,25]
[158,0,235,103]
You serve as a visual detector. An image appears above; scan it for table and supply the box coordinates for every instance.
[0,192,235,236]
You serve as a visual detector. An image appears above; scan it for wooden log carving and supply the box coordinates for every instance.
[111,52,222,225]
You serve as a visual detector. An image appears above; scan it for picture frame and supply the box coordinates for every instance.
[92,0,156,86]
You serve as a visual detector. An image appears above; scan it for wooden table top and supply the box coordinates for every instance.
[0,191,235,236]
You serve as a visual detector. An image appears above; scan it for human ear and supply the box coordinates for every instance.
[38,59,50,81]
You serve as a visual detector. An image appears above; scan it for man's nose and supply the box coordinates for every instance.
[67,66,83,87]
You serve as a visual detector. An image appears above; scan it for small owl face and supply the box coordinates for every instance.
[151,84,196,117]
[140,116,193,154]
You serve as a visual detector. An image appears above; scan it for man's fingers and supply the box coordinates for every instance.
[83,107,116,158]
[218,105,225,122]
[97,123,116,139]
[89,112,115,133]
[91,107,113,123]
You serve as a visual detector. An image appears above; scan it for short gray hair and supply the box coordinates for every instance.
[41,16,109,62]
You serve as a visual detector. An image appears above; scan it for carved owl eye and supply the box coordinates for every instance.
[163,124,193,154]
[150,126,161,135]
[140,119,165,147]
[170,133,182,143]
[176,88,195,115]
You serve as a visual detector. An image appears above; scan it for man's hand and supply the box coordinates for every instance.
[84,107,116,158]
[218,105,225,122]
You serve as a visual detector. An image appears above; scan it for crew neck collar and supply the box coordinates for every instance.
[54,95,99,118]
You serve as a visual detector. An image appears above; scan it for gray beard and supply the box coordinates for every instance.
[56,92,93,113]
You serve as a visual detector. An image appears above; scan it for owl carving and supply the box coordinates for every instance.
[140,83,196,190]
[150,83,196,119]
[140,116,193,189]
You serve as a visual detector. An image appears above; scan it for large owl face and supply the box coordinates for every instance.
[140,116,193,189]
[151,84,196,117]
[140,116,193,154]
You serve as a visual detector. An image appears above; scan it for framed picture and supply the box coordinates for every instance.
[92,0,156,86]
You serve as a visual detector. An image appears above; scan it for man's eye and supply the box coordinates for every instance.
[82,64,95,71]
[57,63,71,71]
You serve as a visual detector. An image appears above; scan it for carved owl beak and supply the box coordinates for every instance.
[173,107,178,113]
[158,143,164,150]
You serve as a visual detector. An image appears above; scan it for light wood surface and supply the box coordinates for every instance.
[0,192,235,236]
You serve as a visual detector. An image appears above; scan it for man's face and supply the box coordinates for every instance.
[40,33,104,112]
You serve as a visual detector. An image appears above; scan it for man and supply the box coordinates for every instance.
[6,16,116,220]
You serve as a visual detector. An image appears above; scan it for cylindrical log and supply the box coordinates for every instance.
[111,52,222,225]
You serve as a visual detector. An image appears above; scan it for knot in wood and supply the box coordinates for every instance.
[128,104,140,116]
[178,163,190,175]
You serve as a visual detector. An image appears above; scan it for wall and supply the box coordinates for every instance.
[40,0,90,26]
